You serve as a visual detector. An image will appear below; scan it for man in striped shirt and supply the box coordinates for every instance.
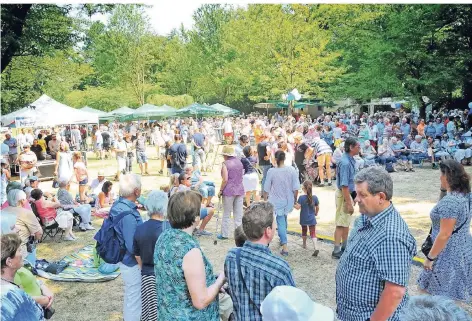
[224,202,295,321]
[312,133,333,186]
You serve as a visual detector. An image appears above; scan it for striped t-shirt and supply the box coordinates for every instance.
[312,138,332,156]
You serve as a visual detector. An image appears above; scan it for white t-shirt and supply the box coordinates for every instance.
[223,121,233,134]
[90,178,106,195]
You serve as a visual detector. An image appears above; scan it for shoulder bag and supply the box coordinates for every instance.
[421,195,471,257]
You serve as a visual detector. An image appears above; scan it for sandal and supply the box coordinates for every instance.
[280,250,289,256]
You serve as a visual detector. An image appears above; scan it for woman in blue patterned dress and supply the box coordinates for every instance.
[154,190,226,321]
[417,160,472,302]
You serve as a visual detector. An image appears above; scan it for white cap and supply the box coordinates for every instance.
[261,286,335,321]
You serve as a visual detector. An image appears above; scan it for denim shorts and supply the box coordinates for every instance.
[136,151,148,164]
[200,208,208,220]
[79,178,88,185]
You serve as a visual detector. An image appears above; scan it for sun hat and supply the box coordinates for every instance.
[260,286,335,321]
[97,170,105,177]
[221,145,236,157]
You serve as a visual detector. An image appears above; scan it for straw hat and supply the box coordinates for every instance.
[221,145,236,157]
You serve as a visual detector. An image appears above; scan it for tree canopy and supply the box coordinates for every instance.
[1,4,471,116]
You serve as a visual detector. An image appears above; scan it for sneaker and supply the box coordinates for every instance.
[63,236,75,241]
[331,250,342,259]
[158,170,163,175]
[327,181,332,186]
[86,224,95,230]
[318,183,325,187]
[196,230,213,236]
[216,234,228,240]
[312,249,320,257]
[280,250,289,256]
[79,223,86,231]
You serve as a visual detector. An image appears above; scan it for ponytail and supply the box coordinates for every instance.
[303,180,315,209]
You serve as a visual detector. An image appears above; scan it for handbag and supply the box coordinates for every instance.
[421,196,471,257]
[52,178,59,189]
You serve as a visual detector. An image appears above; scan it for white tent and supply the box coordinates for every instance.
[1,94,98,127]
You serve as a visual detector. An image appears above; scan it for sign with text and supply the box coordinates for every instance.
[15,117,36,128]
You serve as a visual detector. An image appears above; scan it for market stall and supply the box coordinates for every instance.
[1,95,99,180]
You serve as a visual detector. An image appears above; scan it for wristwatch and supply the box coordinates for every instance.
[426,254,437,261]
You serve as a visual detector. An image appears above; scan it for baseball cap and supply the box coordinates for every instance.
[23,143,30,148]
[98,170,105,177]
[261,286,335,321]
[28,176,38,182]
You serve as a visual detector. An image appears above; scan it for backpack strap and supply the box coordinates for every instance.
[235,248,259,312]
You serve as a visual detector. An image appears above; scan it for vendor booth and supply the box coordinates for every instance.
[1,95,99,180]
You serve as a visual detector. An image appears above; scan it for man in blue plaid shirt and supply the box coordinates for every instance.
[336,167,416,321]
[224,202,295,321]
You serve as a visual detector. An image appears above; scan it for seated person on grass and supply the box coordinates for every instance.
[170,172,214,236]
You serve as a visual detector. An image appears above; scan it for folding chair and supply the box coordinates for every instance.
[31,202,64,242]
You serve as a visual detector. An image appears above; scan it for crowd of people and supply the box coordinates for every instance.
[1,103,472,321]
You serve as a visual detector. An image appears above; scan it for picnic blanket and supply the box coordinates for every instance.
[37,244,120,282]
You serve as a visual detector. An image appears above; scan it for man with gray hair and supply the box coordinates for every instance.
[401,295,471,321]
[56,178,94,231]
[109,173,143,321]
[335,167,416,321]
[410,135,428,164]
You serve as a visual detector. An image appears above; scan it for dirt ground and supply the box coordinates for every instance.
[36,146,472,320]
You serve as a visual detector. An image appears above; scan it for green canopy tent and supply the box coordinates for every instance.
[175,103,220,118]
[100,106,135,121]
[119,104,177,121]
[210,103,239,116]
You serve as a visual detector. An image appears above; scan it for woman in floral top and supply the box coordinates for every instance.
[154,190,226,321]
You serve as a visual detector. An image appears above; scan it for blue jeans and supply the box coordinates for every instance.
[260,165,272,193]
[378,156,397,165]
[73,204,92,225]
[119,263,142,321]
[276,214,288,245]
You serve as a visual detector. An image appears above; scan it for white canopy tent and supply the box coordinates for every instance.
[1,94,98,127]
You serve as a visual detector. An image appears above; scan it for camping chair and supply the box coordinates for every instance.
[69,208,82,228]
[30,202,64,242]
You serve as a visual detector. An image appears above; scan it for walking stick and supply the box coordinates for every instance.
[213,196,223,245]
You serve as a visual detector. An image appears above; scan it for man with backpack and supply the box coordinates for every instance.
[95,173,143,320]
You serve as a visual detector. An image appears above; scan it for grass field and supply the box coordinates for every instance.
[35,146,472,320]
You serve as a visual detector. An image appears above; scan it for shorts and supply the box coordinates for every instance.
[136,151,148,164]
[335,188,352,227]
[157,148,166,160]
[95,143,103,151]
[79,178,88,186]
[200,207,209,220]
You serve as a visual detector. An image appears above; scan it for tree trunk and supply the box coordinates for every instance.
[1,4,32,73]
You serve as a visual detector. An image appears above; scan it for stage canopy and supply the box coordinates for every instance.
[1,94,99,127]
